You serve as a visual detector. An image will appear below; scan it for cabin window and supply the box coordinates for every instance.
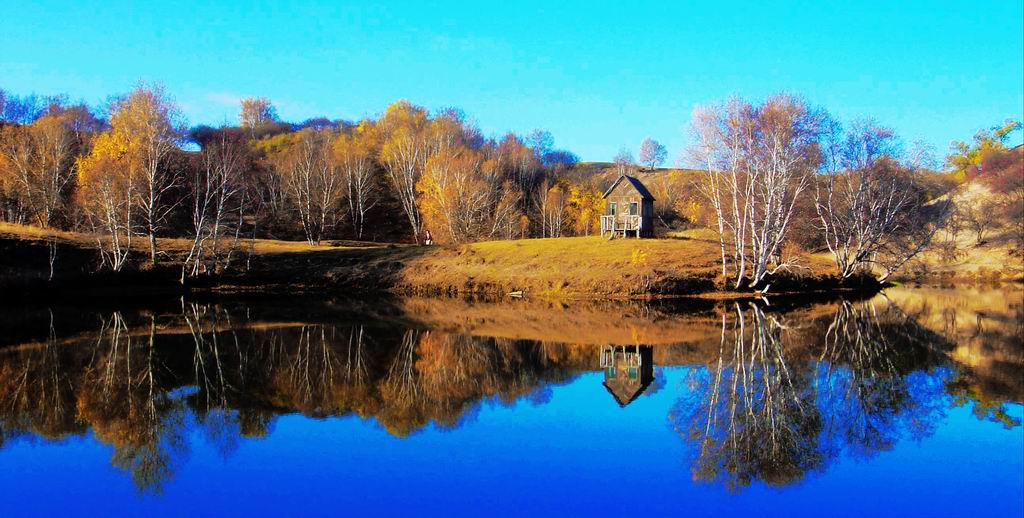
[629,367,638,379]
[609,202,616,215]
[629,202,638,216]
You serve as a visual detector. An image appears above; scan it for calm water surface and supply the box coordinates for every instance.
[0,287,1021,516]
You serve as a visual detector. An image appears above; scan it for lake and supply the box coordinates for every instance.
[0,286,1021,516]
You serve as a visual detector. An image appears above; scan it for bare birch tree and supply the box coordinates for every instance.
[488,181,524,240]
[334,122,380,240]
[638,137,667,172]
[690,94,825,291]
[274,128,344,245]
[380,101,430,243]
[0,112,78,227]
[613,148,635,176]
[496,133,540,196]
[815,119,947,281]
[182,133,246,282]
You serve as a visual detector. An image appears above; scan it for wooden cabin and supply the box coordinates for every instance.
[599,345,655,407]
[600,175,655,239]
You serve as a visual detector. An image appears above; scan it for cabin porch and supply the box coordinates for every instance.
[600,214,643,239]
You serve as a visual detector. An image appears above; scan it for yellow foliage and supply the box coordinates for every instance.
[417,149,487,243]
[77,84,180,194]
[519,214,530,237]
[630,247,648,266]
[565,183,604,236]
[76,130,129,185]
[253,131,300,157]
[674,198,706,226]
[380,100,428,132]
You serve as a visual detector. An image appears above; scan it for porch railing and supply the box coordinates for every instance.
[600,214,641,238]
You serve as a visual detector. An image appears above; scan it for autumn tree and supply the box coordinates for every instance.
[98,84,185,264]
[566,183,604,236]
[0,112,78,227]
[651,169,687,222]
[271,128,345,245]
[333,121,380,240]
[380,101,430,243]
[946,119,1022,182]
[418,149,489,243]
[638,137,667,172]
[76,130,135,270]
[948,120,1023,247]
[536,179,568,237]
[239,97,278,133]
[418,143,526,244]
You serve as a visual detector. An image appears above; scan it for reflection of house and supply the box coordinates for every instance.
[600,175,656,239]
[600,345,655,407]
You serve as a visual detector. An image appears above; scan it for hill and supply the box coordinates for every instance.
[566,162,703,190]
[900,180,1023,282]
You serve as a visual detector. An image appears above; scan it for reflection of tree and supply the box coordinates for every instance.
[674,304,822,490]
[184,303,232,410]
[673,298,954,491]
[947,375,1022,429]
[0,310,83,444]
[76,313,188,493]
[644,367,667,398]
[3,294,1006,494]
[815,300,949,459]
[276,325,342,415]
[377,331,584,436]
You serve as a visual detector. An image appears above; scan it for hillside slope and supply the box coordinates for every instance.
[901,181,1023,282]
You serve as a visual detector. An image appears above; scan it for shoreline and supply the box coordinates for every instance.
[5,224,1015,302]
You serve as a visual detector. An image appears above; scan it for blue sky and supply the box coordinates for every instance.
[2,1,1022,162]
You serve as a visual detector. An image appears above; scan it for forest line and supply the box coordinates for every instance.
[1,84,1020,288]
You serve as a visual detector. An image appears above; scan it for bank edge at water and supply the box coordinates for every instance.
[1,233,890,300]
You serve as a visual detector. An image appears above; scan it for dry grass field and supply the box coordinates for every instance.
[1,221,844,298]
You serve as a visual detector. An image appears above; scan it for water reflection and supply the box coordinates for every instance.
[0,291,1019,494]
[601,345,655,406]
[672,300,953,490]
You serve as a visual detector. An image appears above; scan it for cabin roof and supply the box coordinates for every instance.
[602,377,654,407]
[602,175,656,201]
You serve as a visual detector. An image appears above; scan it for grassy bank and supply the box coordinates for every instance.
[1,222,865,299]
